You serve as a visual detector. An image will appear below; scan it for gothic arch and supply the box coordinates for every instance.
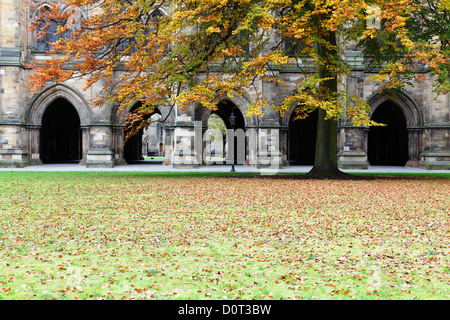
[27,83,91,126]
[368,89,422,128]
[113,102,168,162]
[281,101,318,165]
[151,6,168,16]
[26,84,90,165]
[195,94,259,128]
[281,103,317,127]
[280,88,316,127]
[149,7,168,18]
[31,2,57,51]
[367,89,422,166]
[31,3,87,21]
[112,102,171,126]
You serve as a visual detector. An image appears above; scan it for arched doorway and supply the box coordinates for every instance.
[40,98,81,163]
[124,103,162,162]
[368,101,408,166]
[206,114,227,163]
[207,100,246,164]
[288,108,318,165]
[142,113,163,157]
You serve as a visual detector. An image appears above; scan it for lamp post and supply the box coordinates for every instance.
[229,111,236,172]
[208,127,212,163]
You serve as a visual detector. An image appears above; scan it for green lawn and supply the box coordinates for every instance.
[0,172,448,300]
[143,157,165,161]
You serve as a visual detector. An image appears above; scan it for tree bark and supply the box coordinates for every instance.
[307,108,345,177]
[306,30,347,178]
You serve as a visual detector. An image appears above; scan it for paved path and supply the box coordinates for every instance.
[0,162,448,174]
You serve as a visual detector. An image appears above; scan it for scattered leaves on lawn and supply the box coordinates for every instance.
[0,172,448,300]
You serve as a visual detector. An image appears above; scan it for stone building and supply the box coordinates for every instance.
[0,1,448,170]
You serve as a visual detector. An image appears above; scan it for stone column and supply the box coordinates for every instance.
[420,126,450,169]
[406,127,421,168]
[194,120,204,165]
[279,125,289,167]
[0,122,29,168]
[246,127,258,166]
[0,0,29,167]
[337,125,369,169]
[162,124,174,166]
[171,114,199,168]
[85,124,115,168]
[419,89,450,169]
[79,125,90,165]
[111,125,127,166]
[26,124,42,166]
[256,121,284,169]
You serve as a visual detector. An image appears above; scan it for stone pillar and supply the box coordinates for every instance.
[337,125,369,169]
[0,0,28,167]
[420,93,450,169]
[279,125,289,167]
[0,122,29,167]
[171,114,199,168]
[194,120,204,166]
[162,124,174,166]
[406,127,421,168]
[420,126,450,170]
[111,125,127,166]
[256,121,284,169]
[25,124,42,166]
[246,127,258,166]
[85,125,115,168]
[79,125,90,165]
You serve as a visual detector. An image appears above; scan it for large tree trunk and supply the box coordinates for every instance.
[307,108,345,177]
[306,30,347,178]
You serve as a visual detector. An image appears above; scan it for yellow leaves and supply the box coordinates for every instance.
[222,46,245,57]
[173,85,215,111]
[205,26,222,34]
[439,0,450,10]
[25,0,447,134]
[241,51,288,77]
[246,97,275,117]
[397,33,415,51]
[345,97,380,127]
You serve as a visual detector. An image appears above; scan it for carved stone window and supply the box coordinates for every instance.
[33,4,81,52]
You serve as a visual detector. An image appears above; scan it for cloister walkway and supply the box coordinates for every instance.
[1,163,448,174]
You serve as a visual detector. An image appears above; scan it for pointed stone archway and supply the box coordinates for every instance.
[281,101,319,166]
[210,100,245,165]
[367,90,422,167]
[123,103,162,162]
[26,84,91,165]
[287,108,318,165]
[368,101,408,166]
[195,98,256,166]
[112,101,170,165]
[40,98,81,163]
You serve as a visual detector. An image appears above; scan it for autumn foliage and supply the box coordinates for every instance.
[0,172,449,299]
[26,0,449,131]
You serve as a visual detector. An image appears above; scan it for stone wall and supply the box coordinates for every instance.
[0,0,448,170]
